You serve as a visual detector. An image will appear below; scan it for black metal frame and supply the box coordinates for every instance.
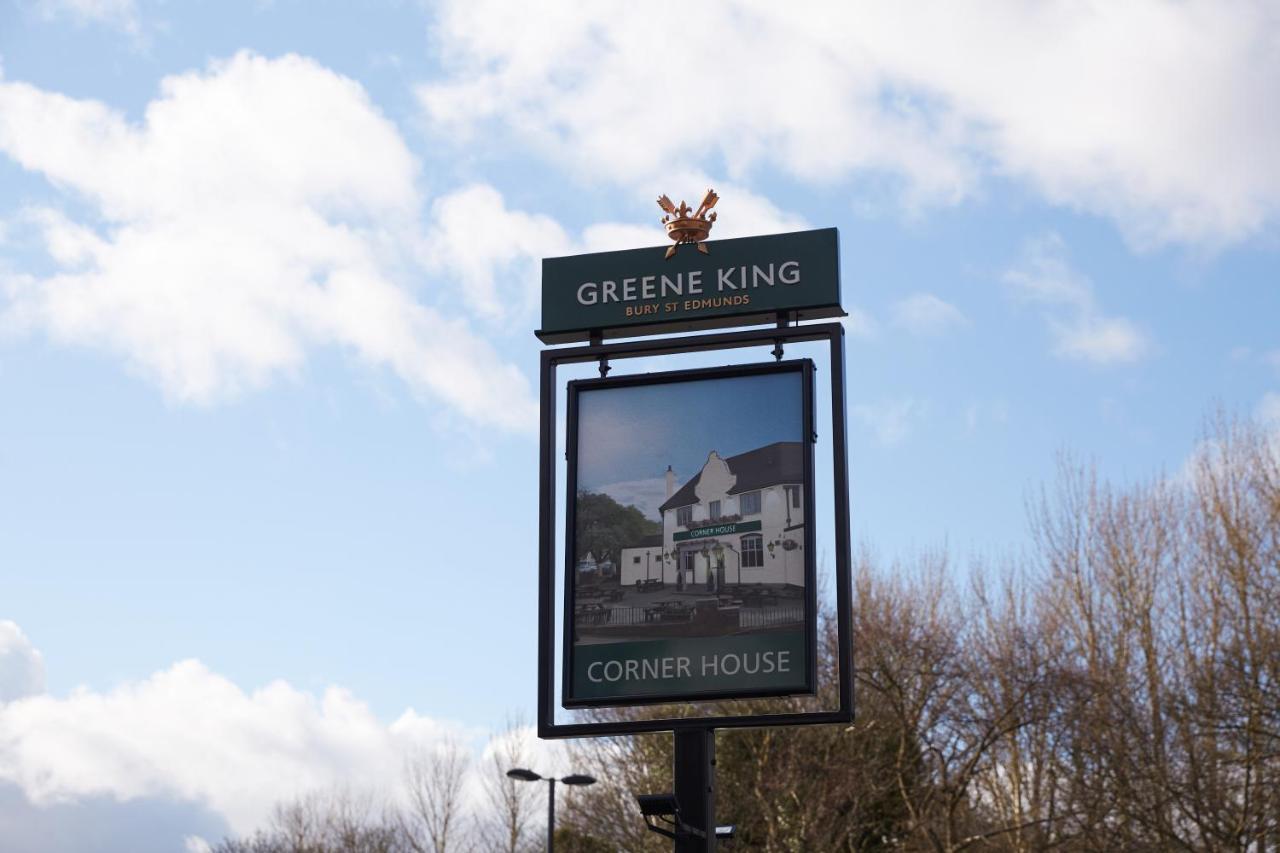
[538,322,854,738]
[561,359,817,707]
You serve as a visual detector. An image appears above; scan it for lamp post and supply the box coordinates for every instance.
[506,768,596,852]
[712,542,725,594]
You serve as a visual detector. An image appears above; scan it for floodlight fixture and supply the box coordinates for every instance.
[636,793,679,818]
[636,793,710,842]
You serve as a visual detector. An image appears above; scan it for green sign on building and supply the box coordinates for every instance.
[672,519,762,542]
[537,228,842,343]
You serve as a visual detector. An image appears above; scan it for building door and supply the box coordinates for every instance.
[679,549,695,590]
[709,554,724,593]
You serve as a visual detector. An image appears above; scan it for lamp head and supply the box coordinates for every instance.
[561,773,596,786]
[506,768,542,782]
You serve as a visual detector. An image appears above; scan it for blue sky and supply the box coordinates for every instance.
[575,370,804,513]
[0,0,1278,848]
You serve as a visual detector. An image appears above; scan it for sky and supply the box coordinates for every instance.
[576,369,804,519]
[0,0,1278,848]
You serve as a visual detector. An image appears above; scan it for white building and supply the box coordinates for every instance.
[620,442,805,591]
[619,534,664,586]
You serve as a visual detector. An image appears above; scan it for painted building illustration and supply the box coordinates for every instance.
[620,441,805,591]
[618,534,664,584]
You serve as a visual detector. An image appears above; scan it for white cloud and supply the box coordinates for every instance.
[851,397,925,446]
[587,181,807,250]
[596,477,667,522]
[841,308,878,340]
[1004,233,1150,365]
[1229,346,1253,362]
[0,623,586,849]
[1049,314,1149,365]
[420,177,808,331]
[1003,239,1093,311]
[890,293,967,336]
[0,52,537,431]
[34,0,139,34]
[1179,403,1280,489]
[0,658,481,837]
[0,624,578,850]
[419,0,1280,246]
[470,722,568,795]
[0,622,45,703]
[1259,392,1280,426]
[418,4,973,204]
[422,184,570,324]
[0,780,229,853]
[963,399,1009,434]
[656,181,809,242]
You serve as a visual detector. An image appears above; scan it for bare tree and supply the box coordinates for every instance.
[1025,420,1280,851]
[401,739,472,853]
[213,787,406,853]
[1176,414,1280,849]
[476,715,540,853]
[561,726,672,853]
[215,411,1280,853]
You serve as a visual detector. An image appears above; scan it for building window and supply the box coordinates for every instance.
[785,485,801,509]
[709,500,721,520]
[633,556,641,564]
[677,505,692,527]
[741,534,763,568]
[739,490,761,515]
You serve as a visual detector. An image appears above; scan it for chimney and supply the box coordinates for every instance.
[665,465,675,499]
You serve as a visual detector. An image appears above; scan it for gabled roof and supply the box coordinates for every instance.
[659,441,803,513]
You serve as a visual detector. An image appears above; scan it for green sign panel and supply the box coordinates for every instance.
[537,228,842,343]
[672,519,762,542]
[572,631,807,701]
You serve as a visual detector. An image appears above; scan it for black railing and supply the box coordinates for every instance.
[738,603,804,628]
[576,602,804,629]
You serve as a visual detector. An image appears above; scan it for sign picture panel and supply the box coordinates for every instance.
[563,361,816,707]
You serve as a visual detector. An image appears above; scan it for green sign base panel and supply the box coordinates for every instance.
[568,630,807,705]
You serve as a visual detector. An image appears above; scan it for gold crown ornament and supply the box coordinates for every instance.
[658,189,718,259]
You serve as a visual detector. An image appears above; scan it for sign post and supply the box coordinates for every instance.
[536,192,854,849]
[674,728,715,853]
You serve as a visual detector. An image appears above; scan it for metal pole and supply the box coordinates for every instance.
[547,777,556,852]
[673,728,715,852]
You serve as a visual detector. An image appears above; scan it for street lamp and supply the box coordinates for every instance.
[506,767,596,852]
